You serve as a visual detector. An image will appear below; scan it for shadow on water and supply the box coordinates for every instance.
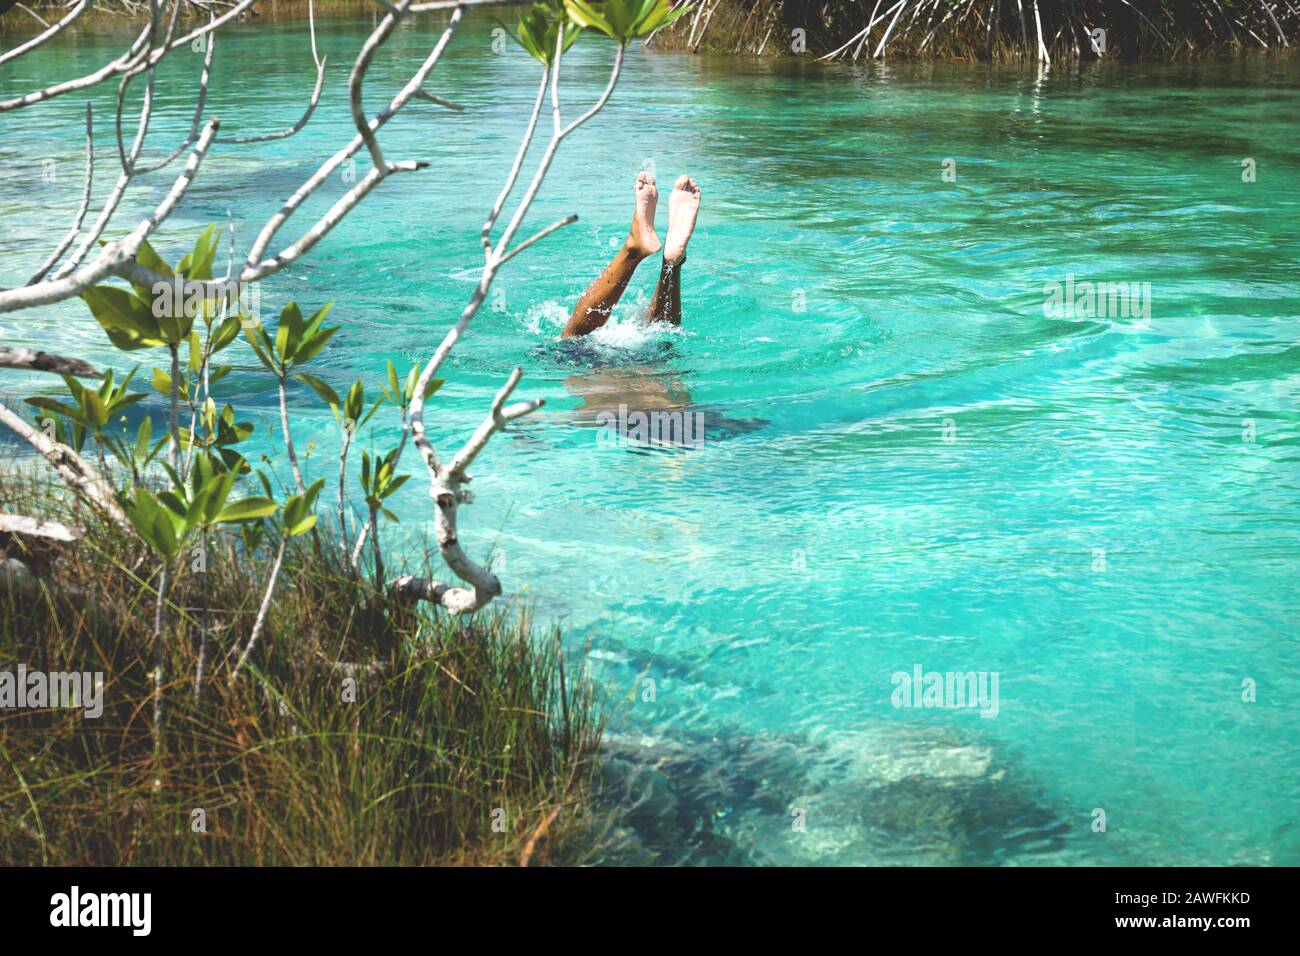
[534,338,769,451]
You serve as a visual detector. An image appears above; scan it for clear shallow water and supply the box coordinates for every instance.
[2,18,1298,866]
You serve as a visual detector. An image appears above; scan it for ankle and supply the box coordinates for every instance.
[622,237,654,260]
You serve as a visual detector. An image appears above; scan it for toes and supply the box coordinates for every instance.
[637,171,656,191]
[673,174,692,192]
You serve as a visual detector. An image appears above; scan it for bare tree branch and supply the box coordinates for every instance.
[0,0,94,69]
[28,102,96,285]
[0,514,84,543]
[405,28,625,614]
[0,403,130,531]
[0,348,101,378]
[0,118,220,314]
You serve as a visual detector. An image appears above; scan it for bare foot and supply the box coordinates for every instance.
[663,175,701,265]
[625,171,661,257]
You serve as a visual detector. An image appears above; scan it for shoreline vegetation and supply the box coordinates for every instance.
[653,0,1299,60]
[4,1,1298,60]
[1,467,604,866]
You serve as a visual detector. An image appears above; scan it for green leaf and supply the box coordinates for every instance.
[302,477,325,512]
[134,416,153,460]
[286,513,318,537]
[123,488,183,557]
[149,508,179,557]
[216,496,279,523]
[154,298,195,347]
[386,361,401,401]
[344,380,364,426]
[211,314,242,353]
[295,372,340,407]
[281,479,324,537]
[359,395,386,430]
[634,0,691,35]
[188,330,204,374]
[507,4,585,64]
[81,390,109,430]
[291,325,339,367]
[135,239,174,279]
[184,224,218,281]
[243,322,277,372]
[276,302,305,364]
[201,472,238,524]
[564,0,615,38]
[381,473,411,499]
[24,396,81,421]
[301,302,335,342]
[151,367,172,398]
[282,496,304,533]
[157,490,189,519]
[82,285,165,351]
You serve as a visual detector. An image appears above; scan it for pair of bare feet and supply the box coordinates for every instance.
[561,172,701,338]
[626,172,701,264]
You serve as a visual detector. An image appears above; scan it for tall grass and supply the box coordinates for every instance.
[0,468,602,866]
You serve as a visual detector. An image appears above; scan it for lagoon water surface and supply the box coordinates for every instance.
[2,16,1298,865]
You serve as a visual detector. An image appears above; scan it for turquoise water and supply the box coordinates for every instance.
[3,17,1299,865]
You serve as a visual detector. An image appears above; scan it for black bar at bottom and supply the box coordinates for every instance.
[0,865,1283,942]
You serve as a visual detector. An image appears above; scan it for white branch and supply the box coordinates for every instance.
[230,533,286,684]
[0,0,94,69]
[0,514,84,543]
[0,118,219,315]
[241,5,464,279]
[28,102,95,285]
[0,348,101,378]
[134,18,217,174]
[218,55,326,144]
[413,89,464,111]
[481,66,549,256]
[498,213,578,266]
[406,36,625,615]
[0,403,130,531]
[0,22,151,113]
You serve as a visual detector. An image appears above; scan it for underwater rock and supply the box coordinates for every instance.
[592,721,1071,866]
